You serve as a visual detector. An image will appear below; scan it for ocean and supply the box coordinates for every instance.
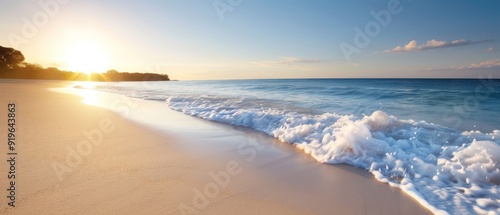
[89,79,500,214]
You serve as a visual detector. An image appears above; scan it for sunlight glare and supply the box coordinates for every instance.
[65,40,110,74]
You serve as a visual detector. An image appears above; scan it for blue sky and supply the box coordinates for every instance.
[1,0,499,80]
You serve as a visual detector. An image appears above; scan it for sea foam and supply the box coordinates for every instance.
[167,95,500,215]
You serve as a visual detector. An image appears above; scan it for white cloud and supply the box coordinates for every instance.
[461,58,500,69]
[452,39,467,44]
[420,39,447,49]
[473,47,495,53]
[384,39,469,53]
[388,40,418,52]
[415,58,500,72]
[253,57,326,67]
[277,57,324,65]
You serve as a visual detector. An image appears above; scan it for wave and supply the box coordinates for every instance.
[167,95,500,215]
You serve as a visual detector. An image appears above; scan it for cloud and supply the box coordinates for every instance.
[415,58,500,72]
[472,47,495,53]
[277,57,325,65]
[384,39,470,53]
[253,57,326,67]
[459,58,500,70]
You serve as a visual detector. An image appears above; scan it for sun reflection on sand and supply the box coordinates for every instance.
[71,82,100,105]
[73,81,97,89]
[80,90,98,106]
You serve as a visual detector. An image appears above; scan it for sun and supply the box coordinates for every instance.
[65,40,110,74]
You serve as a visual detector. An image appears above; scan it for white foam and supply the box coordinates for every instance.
[167,96,500,214]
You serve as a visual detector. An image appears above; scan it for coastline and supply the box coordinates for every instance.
[0,79,432,214]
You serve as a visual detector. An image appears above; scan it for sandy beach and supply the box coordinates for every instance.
[0,80,432,215]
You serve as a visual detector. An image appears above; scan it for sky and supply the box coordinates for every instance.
[1,0,499,80]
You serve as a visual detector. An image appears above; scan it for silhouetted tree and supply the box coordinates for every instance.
[106,69,119,74]
[0,46,170,81]
[0,46,25,69]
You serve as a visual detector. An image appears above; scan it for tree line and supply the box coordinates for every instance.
[0,45,170,82]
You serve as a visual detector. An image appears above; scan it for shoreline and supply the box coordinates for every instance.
[0,80,432,214]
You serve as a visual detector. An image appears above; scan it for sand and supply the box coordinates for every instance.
[0,79,432,214]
